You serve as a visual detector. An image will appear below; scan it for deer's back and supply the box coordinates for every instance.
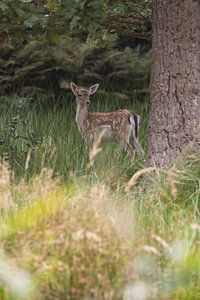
[87,109,135,130]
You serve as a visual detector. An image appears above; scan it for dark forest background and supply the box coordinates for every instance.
[0,0,151,103]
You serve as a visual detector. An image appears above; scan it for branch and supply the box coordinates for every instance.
[109,27,151,41]
[109,15,150,27]
[121,0,152,22]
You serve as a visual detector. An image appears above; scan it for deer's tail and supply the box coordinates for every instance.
[128,114,144,157]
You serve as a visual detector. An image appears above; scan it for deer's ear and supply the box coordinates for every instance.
[89,84,99,95]
[70,82,78,95]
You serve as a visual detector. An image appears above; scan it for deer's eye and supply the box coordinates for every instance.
[78,93,82,96]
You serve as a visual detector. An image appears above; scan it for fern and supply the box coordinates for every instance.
[0,37,151,97]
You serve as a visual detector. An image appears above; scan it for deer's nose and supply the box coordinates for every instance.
[86,99,90,104]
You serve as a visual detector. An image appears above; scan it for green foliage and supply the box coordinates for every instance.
[0,37,151,96]
[0,0,46,30]
[0,97,42,174]
[65,0,152,38]
[0,0,152,97]
[0,0,152,41]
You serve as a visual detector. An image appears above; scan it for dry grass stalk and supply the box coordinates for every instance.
[87,128,107,172]
[125,166,178,195]
[142,245,161,256]
[152,234,172,254]
[0,159,11,187]
[168,172,177,199]
[191,223,200,232]
[124,167,159,192]
[0,159,16,213]
[25,149,32,171]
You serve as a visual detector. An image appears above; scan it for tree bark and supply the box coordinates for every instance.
[146,0,200,167]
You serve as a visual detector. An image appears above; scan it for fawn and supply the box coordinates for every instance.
[70,82,144,157]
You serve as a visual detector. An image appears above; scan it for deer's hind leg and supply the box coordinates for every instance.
[128,125,144,157]
[115,121,135,157]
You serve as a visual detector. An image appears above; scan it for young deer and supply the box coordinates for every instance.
[70,82,144,157]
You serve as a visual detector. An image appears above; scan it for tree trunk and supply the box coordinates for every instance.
[146,0,200,167]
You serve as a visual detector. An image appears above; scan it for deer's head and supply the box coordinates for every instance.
[70,82,99,105]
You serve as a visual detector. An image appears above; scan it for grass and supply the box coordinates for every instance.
[0,93,199,300]
[0,93,148,181]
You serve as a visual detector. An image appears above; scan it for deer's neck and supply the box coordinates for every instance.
[76,102,89,135]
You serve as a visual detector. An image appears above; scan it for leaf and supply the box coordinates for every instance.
[0,3,8,11]
[14,62,45,78]
[24,15,40,28]
[70,16,81,31]
[15,8,26,18]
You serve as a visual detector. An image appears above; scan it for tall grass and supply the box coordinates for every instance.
[0,93,148,182]
[0,94,199,300]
